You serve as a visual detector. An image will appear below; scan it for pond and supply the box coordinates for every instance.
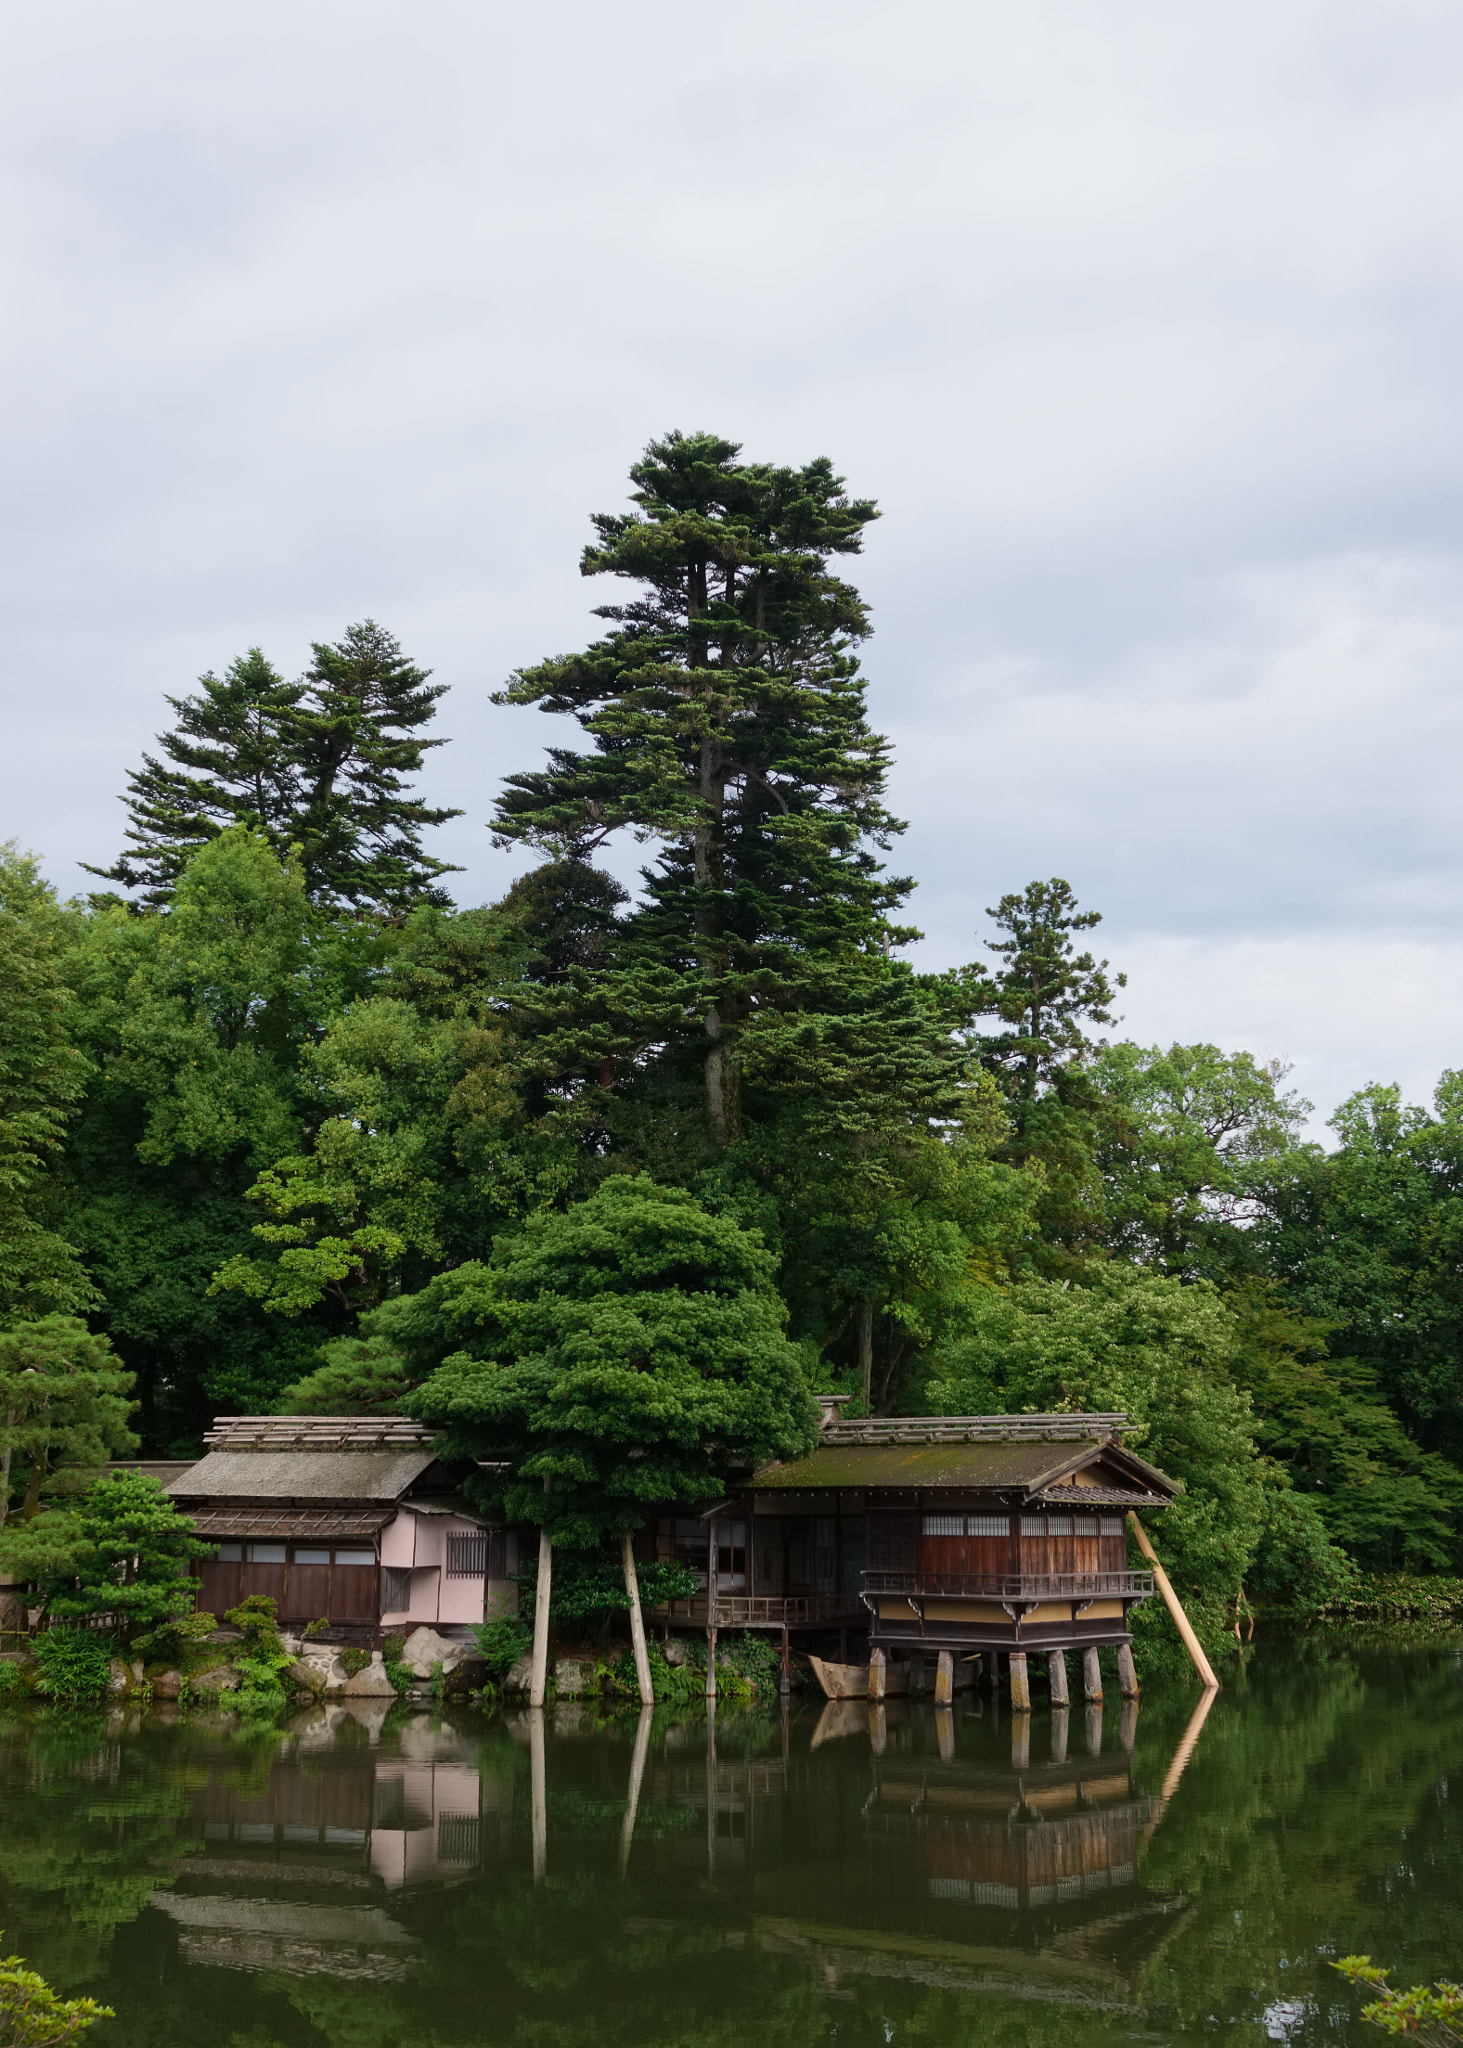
[0,1633,1458,2048]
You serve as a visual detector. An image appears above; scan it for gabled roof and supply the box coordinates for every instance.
[170,1447,439,1504]
[747,1415,1179,1503]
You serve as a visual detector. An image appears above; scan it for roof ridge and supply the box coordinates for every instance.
[821,1412,1127,1445]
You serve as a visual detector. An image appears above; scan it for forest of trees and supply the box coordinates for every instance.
[4,431,1463,1651]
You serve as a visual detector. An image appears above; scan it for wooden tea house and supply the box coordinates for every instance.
[640,1405,1179,1690]
[169,1416,514,1642]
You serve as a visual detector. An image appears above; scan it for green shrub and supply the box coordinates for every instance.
[221,1596,292,1707]
[32,1630,113,1702]
[470,1615,532,1678]
[1335,1957,1463,2046]
[510,1549,700,1625]
[0,1659,29,1700]
[0,1934,113,2045]
[338,1648,370,1678]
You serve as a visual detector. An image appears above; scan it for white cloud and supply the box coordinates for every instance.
[4,0,1463,1124]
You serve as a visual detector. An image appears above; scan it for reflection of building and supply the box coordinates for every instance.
[149,1713,509,1977]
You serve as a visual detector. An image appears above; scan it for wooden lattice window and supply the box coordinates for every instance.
[447,1532,488,1577]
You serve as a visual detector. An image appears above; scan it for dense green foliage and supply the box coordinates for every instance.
[0,1473,209,1647]
[0,1934,112,2045]
[1,430,1460,1626]
[403,1175,820,1542]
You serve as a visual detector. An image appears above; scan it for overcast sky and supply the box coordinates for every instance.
[5,1,1463,1132]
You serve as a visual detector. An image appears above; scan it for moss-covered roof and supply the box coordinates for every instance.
[747,1437,1178,1499]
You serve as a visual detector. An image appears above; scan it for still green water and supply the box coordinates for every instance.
[0,1634,1458,2048]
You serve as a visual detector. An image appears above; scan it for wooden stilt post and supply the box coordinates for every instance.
[1082,1646,1103,1703]
[779,1624,790,1696]
[705,1513,718,1699]
[1117,1641,1140,1699]
[1009,1650,1031,1713]
[936,1705,955,1762]
[622,1533,654,1708]
[1048,1648,1069,1708]
[1050,1708,1069,1765]
[935,1649,954,1706]
[868,1645,886,1701]
[529,1524,553,1710]
[1128,1512,1219,1690]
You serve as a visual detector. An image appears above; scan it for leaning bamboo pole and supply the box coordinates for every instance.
[1127,1511,1219,1690]
[529,1524,553,1709]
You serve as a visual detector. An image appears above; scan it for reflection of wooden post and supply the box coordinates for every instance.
[1085,1702,1103,1757]
[618,1705,653,1877]
[705,1700,717,1881]
[936,1705,955,1762]
[868,1702,887,1755]
[1139,1682,1218,1850]
[530,1708,547,1883]
[1082,1646,1103,1703]
[868,1646,886,1701]
[622,1533,654,1707]
[1048,1648,1069,1707]
[530,1525,553,1710]
[1127,1513,1219,1690]
[1050,1708,1069,1765]
[935,1649,954,1705]
[1117,1641,1140,1699]
[1120,1698,1138,1754]
[1011,1715,1030,1770]
[1009,1650,1031,1712]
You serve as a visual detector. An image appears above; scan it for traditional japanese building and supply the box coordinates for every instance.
[168,1416,514,1642]
[640,1406,1179,1672]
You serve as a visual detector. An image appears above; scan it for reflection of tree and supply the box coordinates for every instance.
[1135,1644,1463,2033]
[0,1714,197,1988]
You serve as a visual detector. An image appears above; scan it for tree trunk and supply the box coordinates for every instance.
[529,1525,553,1709]
[0,1407,13,1530]
[856,1303,873,1409]
[622,1532,654,1707]
[21,1450,46,1523]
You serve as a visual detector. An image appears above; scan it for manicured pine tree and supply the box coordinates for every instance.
[492,431,917,1146]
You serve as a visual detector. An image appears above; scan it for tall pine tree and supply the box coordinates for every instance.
[493,431,921,1145]
[91,622,461,918]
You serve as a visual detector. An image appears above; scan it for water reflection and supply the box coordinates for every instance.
[0,1640,1459,2048]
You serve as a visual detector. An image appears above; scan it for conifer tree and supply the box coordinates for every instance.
[91,622,461,917]
[492,431,916,1145]
[85,650,304,904]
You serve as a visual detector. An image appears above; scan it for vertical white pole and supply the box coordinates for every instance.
[530,1525,552,1710]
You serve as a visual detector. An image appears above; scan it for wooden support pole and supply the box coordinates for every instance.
[1128,1511,1219,1690]
[705,1624,717,1700]
[935,1649,954,1706]
[622,1533,654,1708]
[1082,1646,1103,1703]
[936,1705,955,1763]
[1009,1650,1031,1713]
[705,1513,718,1699]
[529,1525,553,1710]
[1048,1648,1069,1708]
[868,1645,886,1701]
[779,1625,790,1696]
[1117,1640,1140,1699]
